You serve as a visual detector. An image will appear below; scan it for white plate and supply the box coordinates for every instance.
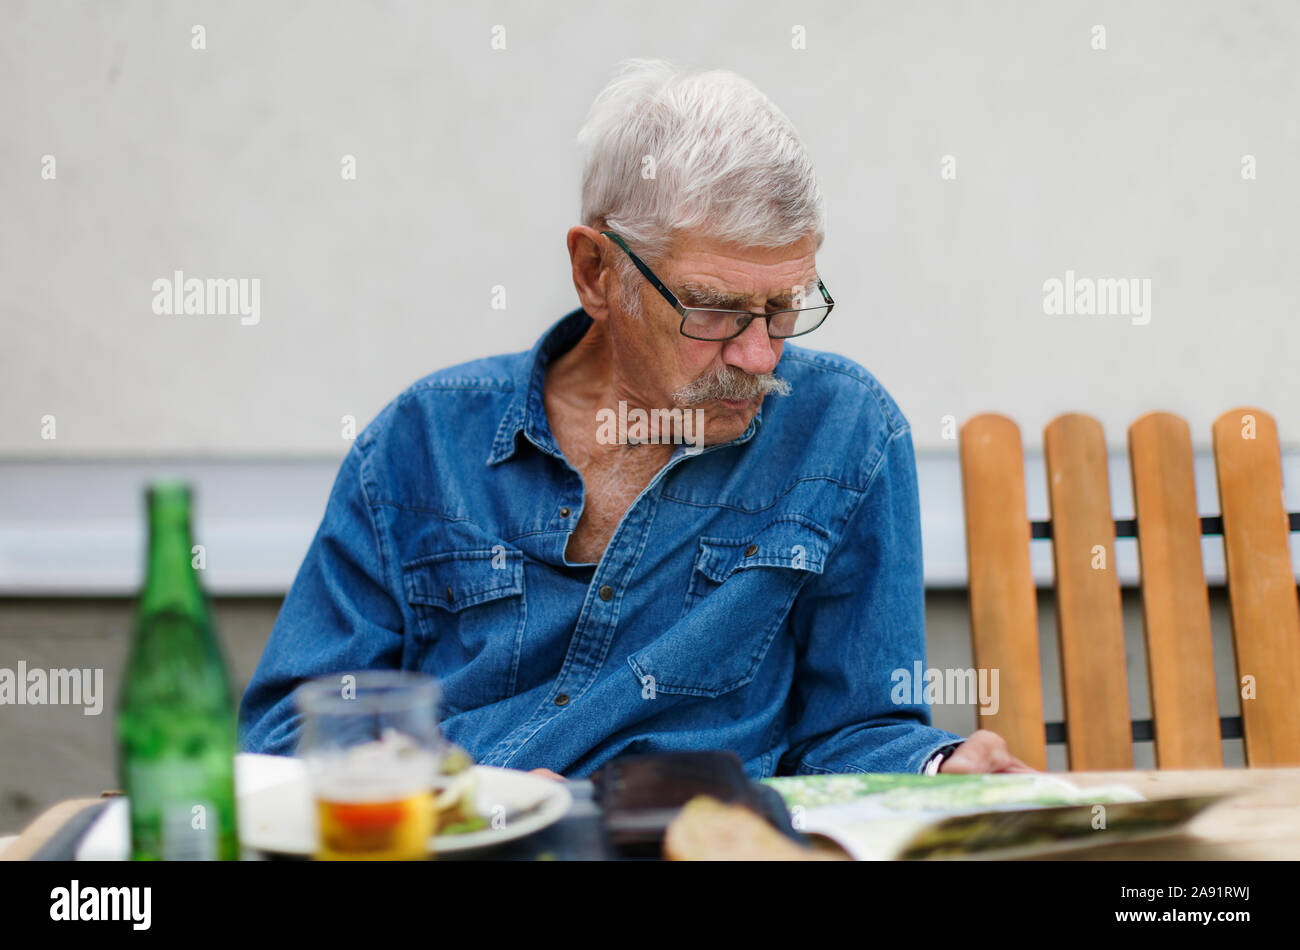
[239,759,572,857]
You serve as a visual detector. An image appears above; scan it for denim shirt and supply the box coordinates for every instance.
[238,308,964,777]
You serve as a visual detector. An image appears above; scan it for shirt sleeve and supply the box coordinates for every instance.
[237,440,406,755]
[780,424,966,775]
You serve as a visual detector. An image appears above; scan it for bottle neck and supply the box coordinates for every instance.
[139,486,204,617]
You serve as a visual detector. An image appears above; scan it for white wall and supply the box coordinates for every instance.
[3,0,1298,458]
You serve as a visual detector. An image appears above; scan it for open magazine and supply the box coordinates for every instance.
[760,772,1227,860]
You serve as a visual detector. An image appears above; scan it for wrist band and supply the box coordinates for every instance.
[924,741,963,776]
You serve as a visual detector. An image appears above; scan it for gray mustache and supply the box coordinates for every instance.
[671,366,792,405]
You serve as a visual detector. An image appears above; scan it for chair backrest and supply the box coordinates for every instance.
[959,407,1300,770]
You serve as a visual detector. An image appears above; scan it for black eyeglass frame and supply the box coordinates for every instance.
[601,230,834,341]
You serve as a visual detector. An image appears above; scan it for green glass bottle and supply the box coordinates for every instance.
[117,481,239,860]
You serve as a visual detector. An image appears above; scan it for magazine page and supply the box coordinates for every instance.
[761,772,1183,860]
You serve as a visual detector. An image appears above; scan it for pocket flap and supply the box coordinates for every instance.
[629,519,832,698]
[402,548,524,613]
[694,520,829,584]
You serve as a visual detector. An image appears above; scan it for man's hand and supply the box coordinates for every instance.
[939,729,1038,773]
[528,768,567,782]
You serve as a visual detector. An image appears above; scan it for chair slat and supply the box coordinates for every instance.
[1044,413,1133,769]
[1128,412,1222,768]
[959,414,1047,769]
[1212,408,1300,765]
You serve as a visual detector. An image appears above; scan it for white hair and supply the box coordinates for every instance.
[578,60,825,314]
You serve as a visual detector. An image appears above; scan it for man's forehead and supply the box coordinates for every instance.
[674,276,819,309]
[660,240,820,307]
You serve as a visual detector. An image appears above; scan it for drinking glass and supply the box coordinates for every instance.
[295,671,441,860]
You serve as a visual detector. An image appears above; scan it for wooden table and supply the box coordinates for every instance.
[1028,767,1300,860]
[5,766,1300,860]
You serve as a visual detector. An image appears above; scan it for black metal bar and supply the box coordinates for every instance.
[1043,716,1244,745]
[1029,514,1298,539]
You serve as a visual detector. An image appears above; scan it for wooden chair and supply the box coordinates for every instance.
[959,408,1300,771]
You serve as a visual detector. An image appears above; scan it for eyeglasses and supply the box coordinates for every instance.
[602,231,834,341]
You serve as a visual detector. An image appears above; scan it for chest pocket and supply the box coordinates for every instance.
[401,547,526,715]
[628,520,829,698]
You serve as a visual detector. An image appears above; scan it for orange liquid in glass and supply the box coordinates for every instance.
[315,791,434,860]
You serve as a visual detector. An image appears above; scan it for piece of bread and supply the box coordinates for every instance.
[662,795,848,861]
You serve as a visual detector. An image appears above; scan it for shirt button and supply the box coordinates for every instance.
[554,693,570,706]
[599,585,614,601]
[445,586,454,600]
[559,506,571,517]
[744,544,758,556]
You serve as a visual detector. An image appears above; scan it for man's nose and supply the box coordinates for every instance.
[722,315,780,376]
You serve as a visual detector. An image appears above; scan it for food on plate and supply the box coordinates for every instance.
[433,770,487,835]
[663,795,848,861]
[438,742,473,776]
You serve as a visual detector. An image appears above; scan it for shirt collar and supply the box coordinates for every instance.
[486,307,768,466]
[487,308,591,466]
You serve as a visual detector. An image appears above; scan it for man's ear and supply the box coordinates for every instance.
[567,226,615,323]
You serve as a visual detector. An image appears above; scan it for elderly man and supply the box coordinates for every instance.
[239,60,1031,778]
